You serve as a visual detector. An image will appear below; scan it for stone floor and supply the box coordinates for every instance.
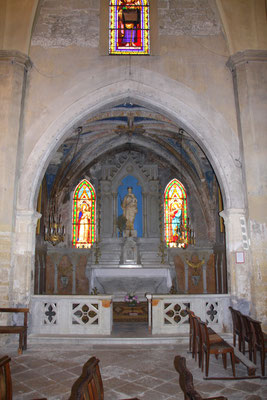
[2,323,267,400]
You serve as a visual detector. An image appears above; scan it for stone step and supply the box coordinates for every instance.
[28,333,188,345]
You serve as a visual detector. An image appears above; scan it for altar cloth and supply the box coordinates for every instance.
[89,267,172,297]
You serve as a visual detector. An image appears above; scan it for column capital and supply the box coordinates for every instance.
[0,50,32,71]
[219,208,246,221]
[16,209,41,225]
[227,50,267,72]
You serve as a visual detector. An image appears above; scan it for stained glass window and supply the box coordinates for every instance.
[72,180,96,248]
[164,179,188,248]
[109,0,150,55]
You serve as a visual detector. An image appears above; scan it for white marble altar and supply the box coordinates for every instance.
[89,267,172,300]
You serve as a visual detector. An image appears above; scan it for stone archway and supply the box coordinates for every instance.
[14,72,247,306]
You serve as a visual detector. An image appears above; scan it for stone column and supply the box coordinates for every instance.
[11,211,41,305]
[220,208,251,314]
[0,51,32,306]
[227,51,267,328]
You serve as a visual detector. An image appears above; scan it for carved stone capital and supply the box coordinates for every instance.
[0,50,32,71]
[226,50,267,72]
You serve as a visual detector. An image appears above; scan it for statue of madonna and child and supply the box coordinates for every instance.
[121,186,138,237]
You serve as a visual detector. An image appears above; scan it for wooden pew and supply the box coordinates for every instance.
[0,308,29,354]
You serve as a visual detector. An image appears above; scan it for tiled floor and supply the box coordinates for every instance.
[2,323,267,400]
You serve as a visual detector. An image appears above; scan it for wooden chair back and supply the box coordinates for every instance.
[198,320,209,349]
[69,357,103,400]
[0,355,47,400]
[186,308,196,355]
[247,317,265,349]
[174,355,228,400]
[247,316,267,376]
[69,356,140,400]
[192,315,202,368]
[0,356,12,400]
[229,306,242,351]
[239,312,253,360]
[198,320,235,378]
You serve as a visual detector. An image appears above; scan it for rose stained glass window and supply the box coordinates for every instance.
[72,180,96,248]
[164,179,188,248]
[109,0,150,55]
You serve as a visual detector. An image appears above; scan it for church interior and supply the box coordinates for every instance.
[0,0,267,397]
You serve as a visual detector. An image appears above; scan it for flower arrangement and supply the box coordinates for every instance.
[124,293,139,306]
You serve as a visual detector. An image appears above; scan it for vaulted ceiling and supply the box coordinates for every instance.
[45,103,217,217]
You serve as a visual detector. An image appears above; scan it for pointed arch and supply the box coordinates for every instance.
[72,179,96,248]
[164,179,188,248]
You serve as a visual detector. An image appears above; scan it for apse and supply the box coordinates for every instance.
[34,102,226,297]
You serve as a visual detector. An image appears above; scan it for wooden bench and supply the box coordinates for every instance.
[0,308,29,354]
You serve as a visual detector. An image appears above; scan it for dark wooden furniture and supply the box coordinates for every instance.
[199,321,236,378]
[239,312,253,360]
[227,307,258,376]
[192,315,202,368]
[187,309,196,357]
[0,356,12,400]
[247,316,267,376]
[174,355,228,400]
[0,355,47,400]
[0,308,29,354]
[188,309,222,371]
[229,306,243,352]
[69,356,140,400]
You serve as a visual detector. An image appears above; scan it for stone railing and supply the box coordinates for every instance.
[148,294,231,334]
[30,295,113,335]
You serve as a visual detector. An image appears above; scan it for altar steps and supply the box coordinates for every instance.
[28,333,186,345]
[28,323,232,346]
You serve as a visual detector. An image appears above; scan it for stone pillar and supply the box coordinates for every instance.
[220,208,251,314]
[227,51,267,328]
[11,211,41,305]
[0,51,32,306]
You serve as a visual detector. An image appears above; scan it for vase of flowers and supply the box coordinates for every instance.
[124,293,139,307]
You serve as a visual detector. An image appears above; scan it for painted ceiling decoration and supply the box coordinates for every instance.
[45,104,216,208]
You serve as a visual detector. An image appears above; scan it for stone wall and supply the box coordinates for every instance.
[158,0,221,36]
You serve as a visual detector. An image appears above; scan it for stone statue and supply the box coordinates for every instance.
[121,186,138,231]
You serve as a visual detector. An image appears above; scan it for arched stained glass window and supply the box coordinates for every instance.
[72,180,96,248]
[109,0,150,55]
[164,179,188,248]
